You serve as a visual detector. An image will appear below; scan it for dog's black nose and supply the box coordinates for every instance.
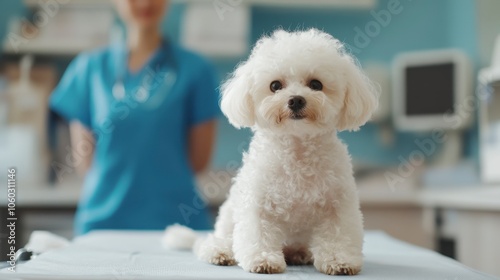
[288,96,306,111]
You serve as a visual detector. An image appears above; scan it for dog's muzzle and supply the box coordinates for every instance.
[288,96,306,120]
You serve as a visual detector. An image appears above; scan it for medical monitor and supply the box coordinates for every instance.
[392,49,472,131]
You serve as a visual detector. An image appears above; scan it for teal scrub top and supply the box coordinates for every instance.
[50,40,220,235]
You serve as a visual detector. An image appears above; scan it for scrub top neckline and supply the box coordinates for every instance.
[115,38,170,80]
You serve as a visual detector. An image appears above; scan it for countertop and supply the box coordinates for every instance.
[2,171,499,211]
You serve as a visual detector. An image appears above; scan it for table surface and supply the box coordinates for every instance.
[0,230,496,280]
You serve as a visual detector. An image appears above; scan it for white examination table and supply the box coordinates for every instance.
[0,230,496,280]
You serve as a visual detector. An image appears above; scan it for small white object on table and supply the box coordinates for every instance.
[0,230,495,280]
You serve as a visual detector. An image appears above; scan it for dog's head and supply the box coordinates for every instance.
[220,29,379,136]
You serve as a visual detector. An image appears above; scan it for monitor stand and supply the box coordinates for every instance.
[432,131,463,166]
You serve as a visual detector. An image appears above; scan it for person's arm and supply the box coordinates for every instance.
[69,121,95,176]
[189,120,217,173]
[50,53,94,176]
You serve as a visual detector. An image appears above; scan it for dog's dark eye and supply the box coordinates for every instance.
[270,80,283,93]
[309,79,323,91]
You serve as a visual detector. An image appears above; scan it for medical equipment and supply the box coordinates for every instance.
[392,49,472,131]
[479,35,500,183]
[0,56,50,185]
[392,49,473,165]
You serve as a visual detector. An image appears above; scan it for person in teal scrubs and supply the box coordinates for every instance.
[50,0,219,235]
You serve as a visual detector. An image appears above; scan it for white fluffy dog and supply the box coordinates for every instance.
[164,29,378,276]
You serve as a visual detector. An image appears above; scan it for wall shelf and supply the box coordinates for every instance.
[175,0,375,9]
[23,0,375,9]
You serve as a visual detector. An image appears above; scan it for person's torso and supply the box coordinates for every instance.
[74,42,211,234]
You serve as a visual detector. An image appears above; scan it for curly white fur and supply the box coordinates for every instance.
[164,29,378,276]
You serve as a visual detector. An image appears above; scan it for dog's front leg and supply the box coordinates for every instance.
[310,197,364,276]
[232,214,286,274]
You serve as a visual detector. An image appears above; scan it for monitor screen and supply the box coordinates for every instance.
[405,63,455,116]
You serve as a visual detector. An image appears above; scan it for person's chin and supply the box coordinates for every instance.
[136,19,161,30]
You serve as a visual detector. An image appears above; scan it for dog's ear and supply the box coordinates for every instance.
[220,62,255,129]
[336,57,379,131]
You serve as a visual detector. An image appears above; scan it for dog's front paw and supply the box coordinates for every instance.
[209,252,236,266]
[250,259,286,274]
[196,235,235,266]
[241,252,286,274]
[314,259,361,276]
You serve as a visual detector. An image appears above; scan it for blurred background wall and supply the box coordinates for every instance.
[0,0,495,171]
